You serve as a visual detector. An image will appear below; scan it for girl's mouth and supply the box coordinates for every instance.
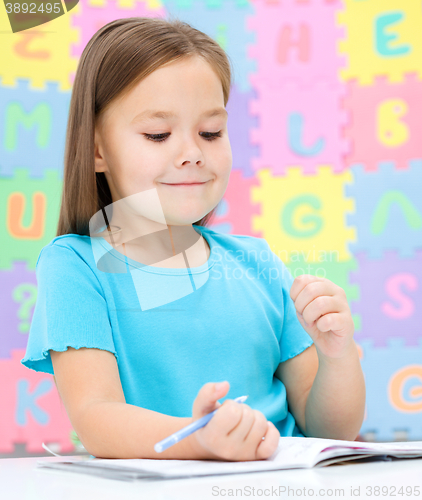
[161,181,208,187]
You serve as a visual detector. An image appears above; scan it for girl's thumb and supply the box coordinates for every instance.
[192,381,229,420]
[214,381,228,395]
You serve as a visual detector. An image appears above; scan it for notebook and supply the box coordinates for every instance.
[36,436,422,482]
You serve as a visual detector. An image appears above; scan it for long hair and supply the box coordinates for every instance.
[56,16,233,236]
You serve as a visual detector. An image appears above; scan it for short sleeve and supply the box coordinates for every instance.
[21,243,118,375]
[277,259,314,363]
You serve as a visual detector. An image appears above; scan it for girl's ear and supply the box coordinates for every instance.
[94,128,108,173]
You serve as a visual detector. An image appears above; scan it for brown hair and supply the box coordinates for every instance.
[56,15,234,236]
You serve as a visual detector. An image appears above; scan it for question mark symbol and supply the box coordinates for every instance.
[13,284,37,333]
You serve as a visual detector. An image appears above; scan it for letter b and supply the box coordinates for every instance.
[377,99,409,147]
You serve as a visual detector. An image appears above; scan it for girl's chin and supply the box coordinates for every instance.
[164,219,203,226]
[163,215,207,225]
[163,209,211,225]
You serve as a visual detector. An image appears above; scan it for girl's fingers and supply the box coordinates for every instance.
[226,403,255,441]
[256,421,280,460]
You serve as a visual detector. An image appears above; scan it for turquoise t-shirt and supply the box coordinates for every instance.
[21,225,314,437]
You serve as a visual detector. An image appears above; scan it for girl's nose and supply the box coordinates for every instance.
[178,140,205,167]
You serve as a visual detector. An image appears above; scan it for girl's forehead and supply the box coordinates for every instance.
[99,58,224,125]
[114,87,223,119]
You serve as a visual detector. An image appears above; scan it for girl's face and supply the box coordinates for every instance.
[94,55,232,226]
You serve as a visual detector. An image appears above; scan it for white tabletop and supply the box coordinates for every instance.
[1,454,422,499]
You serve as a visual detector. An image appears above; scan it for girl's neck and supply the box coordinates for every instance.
[101,222,210,269]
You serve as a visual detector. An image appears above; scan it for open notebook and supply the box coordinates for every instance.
[37,437,422,482]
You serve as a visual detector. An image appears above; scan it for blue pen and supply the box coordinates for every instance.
[154,395,248,453]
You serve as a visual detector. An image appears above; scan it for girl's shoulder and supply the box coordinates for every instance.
[36,233,94,270]
[41,233,91,254]
[50,232,90,246]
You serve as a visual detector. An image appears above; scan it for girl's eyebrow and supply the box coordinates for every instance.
[131,107,228,124]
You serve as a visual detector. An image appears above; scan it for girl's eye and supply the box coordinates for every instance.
[143,133,169,142]
[201,131,222,141]
[143,131,222,143]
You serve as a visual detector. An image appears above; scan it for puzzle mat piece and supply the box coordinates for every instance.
[249,80,349,175]
[247,0,345,88]
[251,166,356,264]
[338,0,422,85]
[0,169,63,270]
[0,429,85,457]
[345,161,422,259]
[0,262,37,359]
[71,0,166,59]
[349,249,422,347]
[359,338,422,442]
[162,0,256,92]
[0,78,70,179]
[0,441,69,458]
[209,169,261,237]
[0,11,78,91]
[226,84,260,178]
[0,350,74,453]
[344,75,422,171]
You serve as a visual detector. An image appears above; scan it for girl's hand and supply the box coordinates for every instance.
[290,275,355,360]
[188,381,280,461]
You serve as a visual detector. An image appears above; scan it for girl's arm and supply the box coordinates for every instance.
[51,347,209,459]
[304,340,365,440]
[276,342,365,440]
[76,400,205,459]
[277,274,366,441]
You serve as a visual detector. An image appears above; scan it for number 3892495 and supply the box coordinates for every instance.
[5,2,62,14]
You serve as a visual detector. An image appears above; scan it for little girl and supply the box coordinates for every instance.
[21,16,365,461]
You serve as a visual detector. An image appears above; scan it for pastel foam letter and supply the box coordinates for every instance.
[377,99,408,147]
[277,25,310,64]
[382,272,418,319]
[5,102,51,151]
[375,12,411,57]
[288,112,325,157]
[16,379,53,426]
[282,194,323,238]
[389,366,422,413]
[371,191,422,236]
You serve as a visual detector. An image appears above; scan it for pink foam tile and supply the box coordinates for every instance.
[345,74,422,171]
[0,350,73,454]
[249,78,348,175]
[212,170,262,237]
[247,0,344,85]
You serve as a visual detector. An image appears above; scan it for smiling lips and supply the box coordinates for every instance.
[161,181,208,186]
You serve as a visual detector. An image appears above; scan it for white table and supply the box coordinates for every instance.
[1,454,422,499]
